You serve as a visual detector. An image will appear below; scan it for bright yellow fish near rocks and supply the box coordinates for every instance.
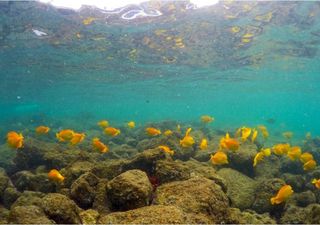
[164,130,173,136]
[145,127,161,136]
[92,138,108,153]
[199,138,208,150]
[127,121,135,128]
[70,133,85,145]
[312,179,320,189]
[210,151,228,165]
[303,159,317,171]
[219,133,239,151]
[104,127,121,137]
[35,126,50,134]
[287,146,301,161]
[253,148,271,167]
[48,169,65,183]
[200,115,214,123]
[270,184,293,205]
[272,143,290,155]
[251,129,258,143]
[257,125,269,139]
[97,120,109,128]
[158,145,174,155]
[56,129,74,142]
[180,128,195,148]
[241,127,252,142]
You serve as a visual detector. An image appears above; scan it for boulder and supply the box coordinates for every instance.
[106,170,153,210]
[79,209,100,224]
[227,208,276,224]
[8,205,54,224]
[11,191,45,209]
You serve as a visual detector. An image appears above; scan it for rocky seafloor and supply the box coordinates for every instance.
[1,121,320,224]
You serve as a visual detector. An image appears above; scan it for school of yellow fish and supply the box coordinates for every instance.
[5,114,320,205]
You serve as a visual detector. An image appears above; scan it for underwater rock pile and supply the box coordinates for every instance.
[1,119,320,224]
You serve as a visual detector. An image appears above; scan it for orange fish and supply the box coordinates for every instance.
[158,145,174,155]
[270,184,293,205]
[201,115,214,123]
[145,127,161,136]
[180,128,195,147]
[210,151,228,165]
[70,133,85,145]
[303,159,317,171]
[287,146,301,161]
[253,148,271,167]
[48,169,65,182]
[312,179,320,189]
[104,127,121,137]
[56,129,74,142]
[219,133,239,151]
[35,126,50,134]
[7,131,24,149]
[92,138,108,153]
[272,143,290,155]
[300,152,314,163]
[97,120,109,128]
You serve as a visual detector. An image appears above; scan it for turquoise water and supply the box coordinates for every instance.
[1,1,320,141]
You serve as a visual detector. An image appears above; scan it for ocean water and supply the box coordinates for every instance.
[1,0,320,144]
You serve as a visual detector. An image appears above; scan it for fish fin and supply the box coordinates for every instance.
[312,179,317,184]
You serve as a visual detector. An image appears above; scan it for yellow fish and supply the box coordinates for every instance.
[70,133,85,145]
[176,124,181,133]
[282,131,293,139]
[158,145,174,155]
[241,127,252,142]
[300,152,314,163]
[257,125,269,139]
[92,138,108,153]
[272,143,290,155]
[201,115,214,123]
[35,126,50,134]
[127,121,135,128]
[164,130,173,136]
[104,127,121,137]
[145,127,161,136]
[270,184,293,205]
[287,146,301,161]
[199,138,208,150]
[305,132,312,140]
[97,120,109,128]
[303,159,317,171]
[82,17,96,25]
[180,128,195,148]
[312,178,320,189]
[210,151,228,165]
[219,133,240,151]
[251,129,258,143]
[48,169,65,183]
[7,131,24,149]
[253,148,271,167]
[56,129,74,142]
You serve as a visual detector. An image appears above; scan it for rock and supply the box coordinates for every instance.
[2,187,21,208]
[106,170,153,211]
[0,168,9,202]
[252,178,286,214]
[280,157,304,174]
[8,205,54,224]
[61,160,95,187]
[11,170,56,193]
[112,144,138,158]
[90,159,125,180]
[70,172,99,209]
[228,143,257,176]
[41,193,82,224]
[79,209,99,224]
[280,204,306,224]
[305,203,320,223]
[227,208,276,224]
[217,168,257,210]
[92,179,111,213]
[0,205,9,224]
[281,173,306,192]
[118,148,170,175]
[154,159,190,183]
[11,191,45,209]
[125,137,138,147]
[154,177,229,223]
[98,205,189,224]
[254,155,281,179]
[291,191,316,207]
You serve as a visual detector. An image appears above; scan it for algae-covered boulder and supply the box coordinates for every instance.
[0,205,9,224]
[3,186,21,208]
[11,191,45,209]
[217,168,257,210]
[79,209,100,224]
[154,177,229,223]
[90,159,126,180]
[8,205,54,224]
[61,160,95,187]
[305,203,320,223]
[41,193,82,224]
[281,173,306,192]
[11,170,56,193]
[280,204,306,224]
[228,143,257,176]
[98,205,188,224]
[70,172,99,209]
[106,169,153,210]
[92,179,111,214]
[227,208,276,224]
[252,178,286,213]
[254,155,281,179]
[291,190,316,207]
[154,159,191,183]
[0,168,9,201]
